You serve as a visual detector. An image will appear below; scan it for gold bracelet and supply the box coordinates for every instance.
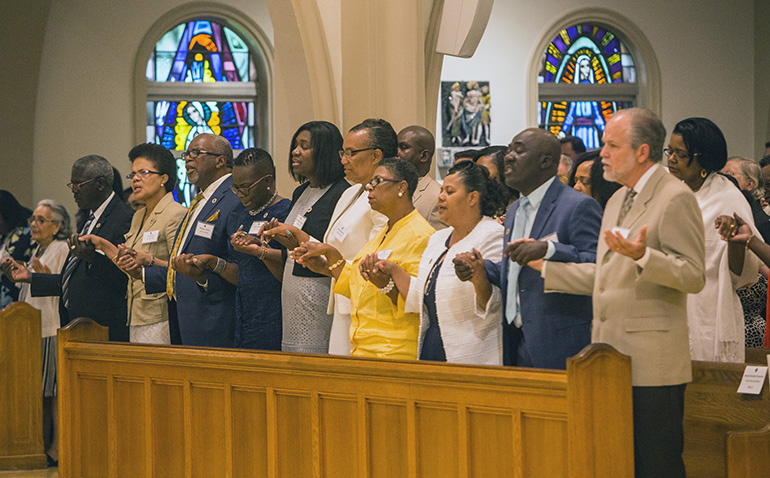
[746,233,754,252]
[328,259,345,271]
[259,246,268,261]
[112,253,119,262]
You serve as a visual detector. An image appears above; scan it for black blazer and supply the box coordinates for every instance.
[31,194,133,341]
[290,178,351,277]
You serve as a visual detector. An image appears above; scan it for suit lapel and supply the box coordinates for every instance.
[181,177,232,252]
[529,179,560,240]
[90,195,118,237]
[620,167,665,230]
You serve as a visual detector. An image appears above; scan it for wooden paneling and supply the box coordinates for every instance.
[58,318,634,477]
[0,302,46,470]
[684,359,770,478]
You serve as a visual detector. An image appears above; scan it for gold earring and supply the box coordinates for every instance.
[700,169,707,178]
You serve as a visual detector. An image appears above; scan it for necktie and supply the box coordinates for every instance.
[61,213,95,309]
[506,197,530,326]
[617,188,637,225]
[166,193,205,299]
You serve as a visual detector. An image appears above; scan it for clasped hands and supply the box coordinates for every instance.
[714,213,751,243]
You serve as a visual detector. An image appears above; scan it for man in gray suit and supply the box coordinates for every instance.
[537,108,706,478]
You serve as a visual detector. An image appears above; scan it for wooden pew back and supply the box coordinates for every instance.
[684,350,770,478]
[0,302,46,470]
[58,319,634,478]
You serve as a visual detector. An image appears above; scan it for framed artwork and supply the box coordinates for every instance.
[441,81,490,147]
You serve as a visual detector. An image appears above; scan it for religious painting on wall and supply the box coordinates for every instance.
[146,20,257,205]
[440,81,491,148]
[538,23,636,149]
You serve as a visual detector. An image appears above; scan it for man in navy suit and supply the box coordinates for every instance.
[7,155,134,341]
[455,128,602,368]
[144,134,243,347]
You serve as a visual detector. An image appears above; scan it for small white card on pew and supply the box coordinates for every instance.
[736,365,767,394]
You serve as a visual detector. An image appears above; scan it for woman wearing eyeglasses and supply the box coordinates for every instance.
[665,118,760,362]
[1,199,70,465]
[292,158,434,360]
[80,143,185,344]
[189,148,290,350]
[262,119,395,355]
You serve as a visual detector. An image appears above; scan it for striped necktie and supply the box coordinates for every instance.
[617,188,637,225]
[166,193,205,299]
[61,213,95,309]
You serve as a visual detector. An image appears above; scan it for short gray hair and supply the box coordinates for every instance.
[73,155,114,186]
[618,108,666,163]
[728,156,765,200]
[36,199,71,240]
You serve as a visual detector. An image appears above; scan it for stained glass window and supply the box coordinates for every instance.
[146,19,258,205]
[538,23,637,149]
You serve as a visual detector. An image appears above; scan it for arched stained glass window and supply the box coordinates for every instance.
[538,23,637,149]
[146,19,259,205]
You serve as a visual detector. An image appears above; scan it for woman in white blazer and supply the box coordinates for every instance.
[374,161,507,365]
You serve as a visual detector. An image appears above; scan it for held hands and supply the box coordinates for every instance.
[290,241,331,275]
[604,225,647,260]
[453,248,486,283]
[261,219,307,250]
[715,213,752,243]
[230,226,265,255]
[358,254,392,289]
[70,233,96,261]
[113,245,143,279]
[0,257,31,283]
[171,253,207,283]
[505,238,547,266]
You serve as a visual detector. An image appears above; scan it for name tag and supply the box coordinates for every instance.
[540,232,558,243]
[248,221,266,235]
[293,215,307,229]
[333,224,348,242]
[142,230,160,244]
[195,221,214,240]
[377,249,392,260]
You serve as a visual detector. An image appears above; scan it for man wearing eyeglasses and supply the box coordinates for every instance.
[23,155,133,341]
[143,133,243,347]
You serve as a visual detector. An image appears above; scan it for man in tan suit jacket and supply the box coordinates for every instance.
[538,108,706,478]
[397,125,446,230]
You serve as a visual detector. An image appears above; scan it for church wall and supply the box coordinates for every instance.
[439,0,758,159]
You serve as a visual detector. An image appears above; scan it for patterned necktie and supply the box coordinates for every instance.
[166,193,205,299]
[506,197,530,326]
[61,213,95,309]
[617,188,637,225]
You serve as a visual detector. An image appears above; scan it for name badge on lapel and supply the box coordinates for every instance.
[293,215,307,229]
[195,221,215,239]
[142,230,160,244]
[248,221,266,235]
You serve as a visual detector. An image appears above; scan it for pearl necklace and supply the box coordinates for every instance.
[249,190,278,216]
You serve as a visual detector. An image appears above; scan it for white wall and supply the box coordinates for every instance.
[32,0,273,214]
[439,0,756,157]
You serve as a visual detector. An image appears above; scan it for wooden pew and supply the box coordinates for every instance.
[58,318,634,478]
[0,302,47,470]
[684,349,770,478]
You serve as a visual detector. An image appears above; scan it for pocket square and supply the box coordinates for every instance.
[206,210,220,222]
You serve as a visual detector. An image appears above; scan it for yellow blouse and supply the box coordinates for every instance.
[334,209,434,359]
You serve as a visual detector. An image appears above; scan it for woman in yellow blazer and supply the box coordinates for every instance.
[291,158,434,359]
[82,143,185,343]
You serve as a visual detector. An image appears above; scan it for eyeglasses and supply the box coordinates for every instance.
[66,177,99,193]
[339,148,375,159]
[663,148,696,161]
[126,169,163,180]
[182,149,221,160]
[366,177,402,189]
[28,216,60,226]
[229,174,272,196]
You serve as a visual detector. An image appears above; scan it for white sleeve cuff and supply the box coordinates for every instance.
[543,241,556,260]
[634,247,651,268]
